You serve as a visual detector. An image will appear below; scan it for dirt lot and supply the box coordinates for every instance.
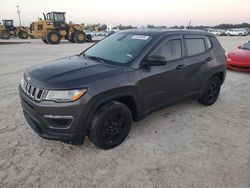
[0,36,250,188]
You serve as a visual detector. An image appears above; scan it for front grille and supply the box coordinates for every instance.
[22,81,45,101]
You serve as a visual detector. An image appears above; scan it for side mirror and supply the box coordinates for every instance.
[145,55,167,66]
[238,46,242,49]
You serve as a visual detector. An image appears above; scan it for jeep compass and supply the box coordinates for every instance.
[19,29,226,149]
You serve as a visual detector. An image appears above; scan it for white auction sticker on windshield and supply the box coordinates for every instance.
[131,35,150,40]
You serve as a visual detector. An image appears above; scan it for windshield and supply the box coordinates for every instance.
[54,13,65,22]
[4,20,13,27]
[84,33,153,64]
[241,42,250,50]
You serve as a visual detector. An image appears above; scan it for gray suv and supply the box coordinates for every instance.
[19,29,226,149]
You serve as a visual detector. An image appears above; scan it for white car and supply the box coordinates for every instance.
[225,29,248,36]
[207,29,225,36]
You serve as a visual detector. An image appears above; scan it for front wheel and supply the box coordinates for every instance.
[198,76,221,106]
[18,31,29,39]
[46,30,61,44]
[73,30,86,43]
[88,101,132,150]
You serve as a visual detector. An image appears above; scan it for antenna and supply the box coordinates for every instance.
[16,5,22,26]
[187,20,192,29]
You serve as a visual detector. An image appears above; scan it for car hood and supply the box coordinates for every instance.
[25,55,123,89]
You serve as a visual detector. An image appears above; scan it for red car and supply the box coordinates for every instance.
[227,41,250,72]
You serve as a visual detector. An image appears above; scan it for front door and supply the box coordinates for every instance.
[138,35,187,113]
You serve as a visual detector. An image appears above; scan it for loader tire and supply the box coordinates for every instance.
[0,32,10,39]
[73,30,86,43]
[18,31,29,39]
[46,30,61,44]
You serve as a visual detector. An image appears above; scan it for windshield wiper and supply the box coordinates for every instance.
[84,54,108,64]
[81,53,120,65]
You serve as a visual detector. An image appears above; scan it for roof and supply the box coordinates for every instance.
[119,28,214,37]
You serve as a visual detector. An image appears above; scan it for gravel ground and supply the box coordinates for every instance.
[0,36,250,188]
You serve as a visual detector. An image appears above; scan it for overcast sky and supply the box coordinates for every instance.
[1,0,250,26]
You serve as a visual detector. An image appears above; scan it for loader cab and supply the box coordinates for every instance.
[2,20,15,30]
[46,12,67,30]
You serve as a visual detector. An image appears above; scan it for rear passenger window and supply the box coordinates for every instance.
[184,38,205,56]
[154,39,182,61]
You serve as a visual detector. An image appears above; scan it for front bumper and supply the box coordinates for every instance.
[227,60,250,72]
[19,86,91,144]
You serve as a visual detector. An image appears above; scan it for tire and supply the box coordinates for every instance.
[198,76,221,106]
[227,33,231,36]
[239,33,243,36]
[0,32,10,39]
[86,34,92,42]
[73,30,86,43]
[42,39,48,44]
[46,30,61,44]
[18,31,29,39]
[88,101,132,150]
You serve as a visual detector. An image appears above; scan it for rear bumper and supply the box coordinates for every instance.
[227,60,250,72]
[19,86,91,144]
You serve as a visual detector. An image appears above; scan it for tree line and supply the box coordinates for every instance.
[83,23,250,31]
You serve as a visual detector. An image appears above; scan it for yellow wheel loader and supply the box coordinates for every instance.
[0,20,29,39]
[30,12,92,44]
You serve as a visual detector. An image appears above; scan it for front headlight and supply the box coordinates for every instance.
[45,89,87,102]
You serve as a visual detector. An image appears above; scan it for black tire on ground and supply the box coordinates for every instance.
[227,33,231,36]
[198,76,221,106]
[18,31,29,39]
[42,39,48,44]
[46,30,61,44]
[86,34,92,42]
[88,101,132,150]
[73,30,86,43]
[0,32,10,39]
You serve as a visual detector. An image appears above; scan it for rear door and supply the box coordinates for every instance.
[181,35,213,96]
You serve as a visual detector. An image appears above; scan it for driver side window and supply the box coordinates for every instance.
[153,39,182,62]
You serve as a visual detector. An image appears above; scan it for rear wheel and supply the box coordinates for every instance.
[73,30,86,43]
[0,32,10,39]
[198,76,221,106]
[18,31,29,39]
[46,30,61,44]
[88,101,132,149]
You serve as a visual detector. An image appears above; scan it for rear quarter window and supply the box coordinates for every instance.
[184,38,205,57]
[205,37,212,49]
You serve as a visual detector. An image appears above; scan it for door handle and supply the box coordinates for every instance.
[175,64,186,70]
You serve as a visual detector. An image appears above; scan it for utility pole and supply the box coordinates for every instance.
[16,5,22,26]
